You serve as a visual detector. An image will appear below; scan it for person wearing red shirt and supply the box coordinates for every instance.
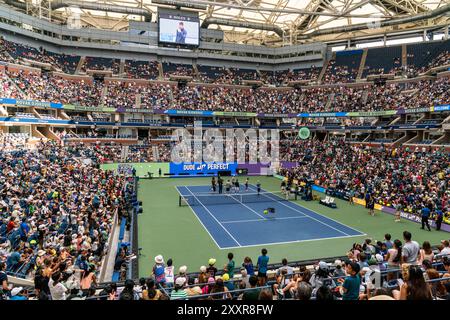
[7,217,16,233]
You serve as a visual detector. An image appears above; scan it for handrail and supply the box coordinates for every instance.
[170,285,271,300]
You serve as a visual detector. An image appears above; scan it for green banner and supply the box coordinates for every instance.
[63,104,116,112]
[347,110,397,117]
[213,111,257,117]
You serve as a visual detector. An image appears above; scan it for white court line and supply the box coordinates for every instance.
[247,185,357,237]
[179,184,268,221]
[251,185,367,236]
[217,233,367,250]
[174,186,223,249]
[248,184,366,236]
[222,215,309,224]
[184,186,242,247]
[227,195,269,220]
[175,184,365,249]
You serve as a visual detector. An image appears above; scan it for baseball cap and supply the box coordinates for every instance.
[318,261,328,270]
[11,287,23,296]
[175,277,186,286]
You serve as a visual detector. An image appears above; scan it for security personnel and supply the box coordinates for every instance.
[421,206,431,231]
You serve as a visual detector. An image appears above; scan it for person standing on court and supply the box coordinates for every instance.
[211,176,217,192]
[435,208,443,231]
[218,177,223,194]
[256,181,261,195]
[420,205,431,231]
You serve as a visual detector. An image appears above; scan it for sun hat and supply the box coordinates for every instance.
[208,258,216,266]
[222,273,230,281]
[179,265,187,274]
[207,277,215,284]
[154,255,164,264]
[37,250,46,257]
[200,266,207,273]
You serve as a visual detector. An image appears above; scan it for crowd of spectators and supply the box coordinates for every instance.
[0,141,132,300]
[124,60,160,80]
[0,38,79,73]
[4,229,448,300]
[322,60,359,84]
[418,51,450,74]
[3,66,448,113]
[103,81,174,109]
[279,139,449,220]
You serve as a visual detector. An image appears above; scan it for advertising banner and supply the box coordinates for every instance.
[169,162,238,176]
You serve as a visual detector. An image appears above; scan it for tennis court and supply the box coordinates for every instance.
[176,184,365,249]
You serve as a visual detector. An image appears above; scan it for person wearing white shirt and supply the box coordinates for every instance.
[49,272,68,300]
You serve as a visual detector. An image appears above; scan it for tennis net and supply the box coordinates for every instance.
[179,191,297,207]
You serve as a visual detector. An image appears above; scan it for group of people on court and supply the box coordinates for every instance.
[210,177,261,194]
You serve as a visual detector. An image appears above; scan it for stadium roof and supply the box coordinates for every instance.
[6,0,450,45]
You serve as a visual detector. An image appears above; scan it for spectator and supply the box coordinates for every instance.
[418,241,434,265]
[340,261,361,300]
[0,262,9,297]
[164,258,175,287]
[142,279,163,300]
[384,234,393,249]
[242,256,254,276]
[9,287,28,300]
[258,289,273,300]
[276,258,294,277]
[296,281,312,300]
[48,271,67,300]
[402,231,420,264]
[152,255,166,285]
[398,265,432,300]
[315,285,335,301]
[241,275,260,300]
[209,278,232,300]
[256,248,269,285]
[170,277,187,300]
[225,252,235,279]
[185,277,202,297]
[207,258,218,278]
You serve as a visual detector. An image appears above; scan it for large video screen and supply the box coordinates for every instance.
[158,12,200,46]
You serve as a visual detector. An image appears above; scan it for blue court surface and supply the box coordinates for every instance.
[176,184,365,249]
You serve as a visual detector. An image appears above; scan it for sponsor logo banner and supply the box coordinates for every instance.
[169,162,238,176]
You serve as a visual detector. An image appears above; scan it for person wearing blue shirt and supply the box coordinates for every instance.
[175,22,187,44]
[421,206,431,231]
[384,233,393,250]
[9,287,28,300]
[256,248,269,286]
[6,251,21,272]
[19,217,29,241]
